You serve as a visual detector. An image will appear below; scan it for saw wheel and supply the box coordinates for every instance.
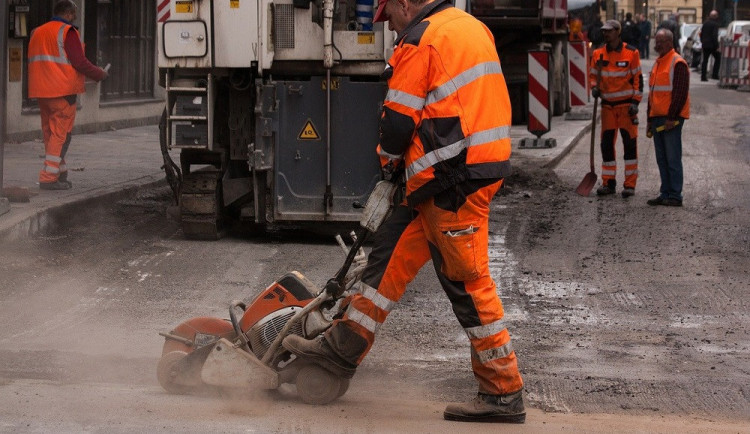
[295,364,345,405]
[156,350,194,395]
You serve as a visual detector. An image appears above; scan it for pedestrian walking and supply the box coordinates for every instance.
[700,10,721,81]
[638,13,652,59]
[646,29,689,207]
[621,13,641,47]
[27,0,108,190]
[657,13,681,53]
[589,20,643,198]
[588,14,605,49]
[282,0,525,424]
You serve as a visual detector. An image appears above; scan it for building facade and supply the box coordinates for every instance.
[4,0,163,141]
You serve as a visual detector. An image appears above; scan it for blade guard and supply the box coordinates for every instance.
[201,338,279,389]
[360,180,398,232]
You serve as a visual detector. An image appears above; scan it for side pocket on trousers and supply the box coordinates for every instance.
[435,222,480,281]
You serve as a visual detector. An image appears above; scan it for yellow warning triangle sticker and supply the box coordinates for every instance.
[298,119,320,140]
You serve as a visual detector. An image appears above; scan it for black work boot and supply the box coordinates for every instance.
[282,335,357,379]
[443,390,526,423]
[40,181,72,191]
[596,180,616,196]
[58,172,72,187]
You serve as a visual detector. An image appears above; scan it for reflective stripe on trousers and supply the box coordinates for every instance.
[38,97,76,183]
[325,180,524,395]
[599,104,638,188]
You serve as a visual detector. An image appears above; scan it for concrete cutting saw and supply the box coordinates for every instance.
[156,180,398,404]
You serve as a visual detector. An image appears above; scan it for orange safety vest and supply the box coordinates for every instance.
[28,20,85,99]
[377,2,512,206]
[648,49,690,119]
[589,42,643,104]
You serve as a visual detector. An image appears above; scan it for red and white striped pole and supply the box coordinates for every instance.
[567,41,588,106]
[528,50,551,138]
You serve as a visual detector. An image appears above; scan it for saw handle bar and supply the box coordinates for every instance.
[260,290,331,365]
[325,227,370,298]
[229,300,252,353]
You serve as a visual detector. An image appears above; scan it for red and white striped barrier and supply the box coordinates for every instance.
[157,0,171,23]
[718,42,750,88]
[567,41,588,106]
[527,50,551,137]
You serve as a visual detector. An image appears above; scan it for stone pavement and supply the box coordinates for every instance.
[0,107,594,240]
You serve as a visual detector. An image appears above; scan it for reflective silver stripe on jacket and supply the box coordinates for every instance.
[476,341,514,364]
[377,147,404,160]
[43,165,60,174]
[650,56,678,92]
[624,159,638,166]
[386,61,503,111]
[599,70,630,77]
[425,61,503,106]
[602,89,642,99]
[29,25,71,65]
[359,282,397,313]
[385,89,425,111]
[406,125,511,180]
[46,154,63,163]
[347,306,379,334]
[465,319,507,340]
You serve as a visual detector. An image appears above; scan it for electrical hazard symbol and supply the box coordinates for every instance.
[298,119,320,140]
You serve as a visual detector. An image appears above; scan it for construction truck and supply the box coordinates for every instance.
[157,0,390,239]
[156,0,570,239]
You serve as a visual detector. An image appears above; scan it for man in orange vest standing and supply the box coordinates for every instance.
[283,0,525,424]
[27,0,108,190]
[590,19,643,198]
[646,29,690,207]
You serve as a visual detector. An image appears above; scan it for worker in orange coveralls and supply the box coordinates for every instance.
[28,0,108,190]
[284,0,525,424]
[589,19,643,198]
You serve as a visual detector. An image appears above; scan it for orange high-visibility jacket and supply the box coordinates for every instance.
[589,42,643,104]
[28,20,85,98]
[377,0,512,206]
[648,49,690,119]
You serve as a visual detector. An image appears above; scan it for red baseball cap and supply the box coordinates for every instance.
[373,0,389,23]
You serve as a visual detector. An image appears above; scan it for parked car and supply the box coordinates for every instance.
[683,26,702,69]
[679,23,701,54]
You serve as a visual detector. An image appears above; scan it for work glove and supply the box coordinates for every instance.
[591,86,601,99]
[628,103,639,116]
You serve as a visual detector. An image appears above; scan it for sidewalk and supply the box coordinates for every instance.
[0,108,594,240]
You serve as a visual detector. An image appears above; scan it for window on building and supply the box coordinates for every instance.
[21,1,54,109]
[95,0,156,102]
[678,8,697,24]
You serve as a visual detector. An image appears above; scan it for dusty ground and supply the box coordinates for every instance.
[0,81,748,432]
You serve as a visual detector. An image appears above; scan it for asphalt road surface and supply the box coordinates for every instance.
[0,72,748,433]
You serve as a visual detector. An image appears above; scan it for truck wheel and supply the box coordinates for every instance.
[295,364,344,405]
[157,351,193,394]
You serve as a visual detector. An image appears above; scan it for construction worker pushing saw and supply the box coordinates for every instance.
[590,19,644,198]
[283,0,526,424]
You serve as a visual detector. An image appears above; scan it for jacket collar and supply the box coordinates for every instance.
[395,0,452,45]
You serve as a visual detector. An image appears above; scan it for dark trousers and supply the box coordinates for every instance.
[701,49,721,80]
[639,39,649,58]
[651,117,684,201]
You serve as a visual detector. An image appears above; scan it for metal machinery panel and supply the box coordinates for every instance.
[213,0,260,67]
[268,77,384,221]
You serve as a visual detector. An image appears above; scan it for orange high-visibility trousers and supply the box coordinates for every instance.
[600,103,638,188]
[38,97,76,184]
[326,180,524,395]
